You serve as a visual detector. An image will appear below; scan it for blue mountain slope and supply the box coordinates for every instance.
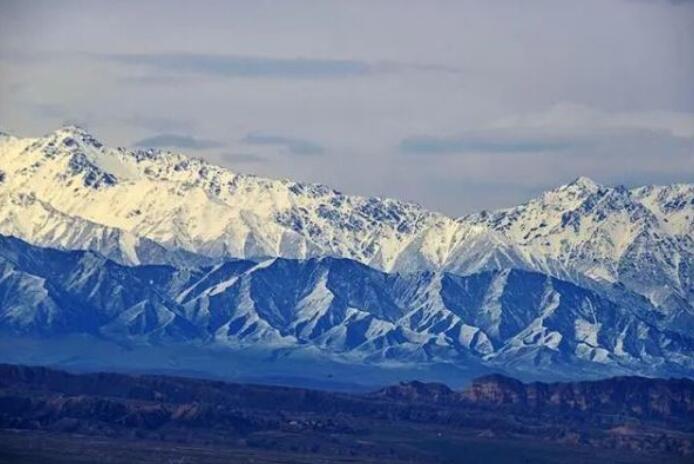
[0,234,692,379]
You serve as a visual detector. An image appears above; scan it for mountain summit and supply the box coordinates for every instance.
[0,127,692,380]
[1,128,690,308]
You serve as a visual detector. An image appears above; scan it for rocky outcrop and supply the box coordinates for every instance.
[463,374,694,420]
[1,364,693,457]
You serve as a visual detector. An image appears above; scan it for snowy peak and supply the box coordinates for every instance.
[465,174,690,301]
[556,176,602,198]
[34,125,107,164]
[5,126,127,191]
[537,176,601,207]
[631,183,694,237]
[0,127,691,322]
[50,124,103,146]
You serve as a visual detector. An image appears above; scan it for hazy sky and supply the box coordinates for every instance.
[1,0,693,215]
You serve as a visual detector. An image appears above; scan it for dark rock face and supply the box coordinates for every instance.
[373,380,455,403]
[372,373,694,423]
[1,363,692,460]
[462,374,694,420]
[462,374,527,405]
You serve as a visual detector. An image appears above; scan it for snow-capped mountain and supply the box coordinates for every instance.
[0,126,437,268]
[0,126,691,336]
[466,178,693,325]
[1,234,691,378]
[0,127,694,344]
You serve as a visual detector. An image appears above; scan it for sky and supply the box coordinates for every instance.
[0,0,693,215]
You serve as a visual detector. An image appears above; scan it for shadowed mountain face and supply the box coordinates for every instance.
[1,234,693,380]
[0,364,692,463]
[0,127,693,384]
[0,128,692,331]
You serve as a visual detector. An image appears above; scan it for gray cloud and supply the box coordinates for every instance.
[242,133,325,156]
[654,0,694,4]
[133,133,223,150]
[102,53,460,80]
[119,115,194,133]
[397,125,693,203]
[106,53,372,79]
[629,0,694,4]
[223,153,267,164]
[400,130,585,155]
[29,102,68,118]
[400,102,694,159]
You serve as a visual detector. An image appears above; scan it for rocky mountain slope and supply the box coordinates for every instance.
[0,126,692,379]
[0,127,691,323]
[1,234,692,378]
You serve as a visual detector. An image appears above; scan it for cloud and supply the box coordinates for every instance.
[242,133,325,156]
[222,153,267,164]
[119,115,194,133]
[106,53,372,79]
[29,102,68,118]
[102,53,460,80]
[401,104,694,156]
[493,103,694,138]
[629,0,694,4]
[133,133,223,150]
[400,130,583,155]
[648,0,694,4]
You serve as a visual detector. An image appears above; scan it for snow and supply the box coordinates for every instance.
[574,318,601,346]
[0,126,691,323]
[2,231,693,376]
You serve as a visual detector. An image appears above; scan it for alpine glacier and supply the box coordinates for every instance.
[0,126,692,379]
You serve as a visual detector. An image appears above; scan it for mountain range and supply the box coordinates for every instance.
[0,126,692,381]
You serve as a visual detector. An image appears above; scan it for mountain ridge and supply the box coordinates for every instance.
[0,126,692,379]
[1,363,692,461]
[2,127,691,316]
[1,233,692,380]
